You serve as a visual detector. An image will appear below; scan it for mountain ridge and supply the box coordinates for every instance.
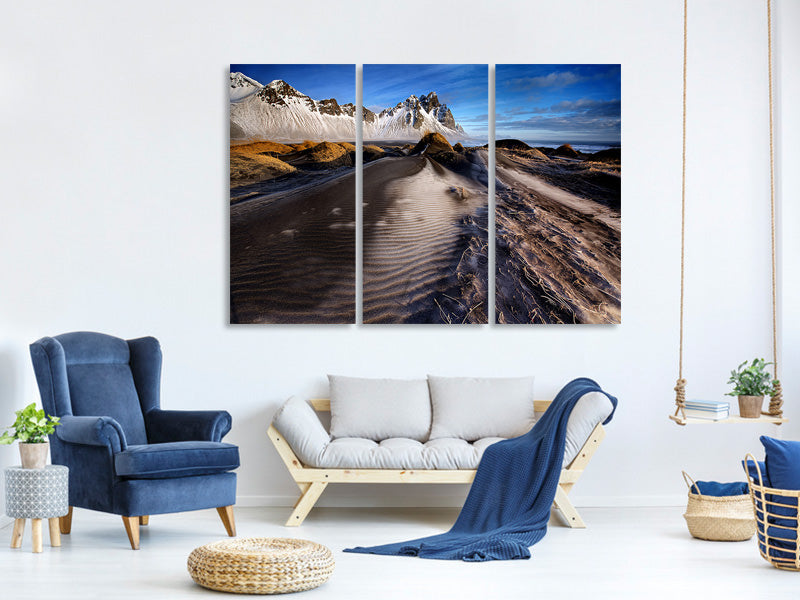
[229,73,466,142]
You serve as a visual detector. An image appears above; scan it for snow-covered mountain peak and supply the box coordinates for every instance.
[229,72,263,101]
[230,72,262,88]
[419,91,439,107]
[369,91,464,140]
[257,80,314,107]
[265,79,301,95]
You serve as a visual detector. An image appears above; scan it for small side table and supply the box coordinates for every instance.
[5,465,69,553]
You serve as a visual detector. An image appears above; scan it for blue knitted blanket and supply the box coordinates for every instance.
[344,377,617,561]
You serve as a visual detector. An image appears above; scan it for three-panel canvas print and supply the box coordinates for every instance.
[229,64,621,325]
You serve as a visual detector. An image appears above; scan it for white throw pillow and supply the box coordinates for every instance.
[328,375,432,442]
[428,375,536,441]
[272,396,330,468]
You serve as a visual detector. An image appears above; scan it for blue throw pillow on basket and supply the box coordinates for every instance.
[762,437,800,489]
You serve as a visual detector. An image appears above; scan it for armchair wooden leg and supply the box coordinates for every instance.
[553,485,586,529]
[122,516,140,550]
[286,482,327,527]
[139,515,149,526]
[216,506,236,537]
[59,506,73,535]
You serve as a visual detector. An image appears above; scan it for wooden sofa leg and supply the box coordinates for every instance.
[139,515,149,526]
[286,482,327,527]
[60,506,73,534]
[294,482,311,505]
[122,516,140,550]
[216,506,236,537]
[553,485,586,529]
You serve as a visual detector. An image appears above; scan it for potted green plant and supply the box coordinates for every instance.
[726,358,777,418]
[0,403,61,468]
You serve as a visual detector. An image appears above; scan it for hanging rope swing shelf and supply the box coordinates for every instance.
[669,0,786,427]
[669,413,787,427]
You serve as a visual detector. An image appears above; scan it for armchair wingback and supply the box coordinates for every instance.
[29,332,239,549]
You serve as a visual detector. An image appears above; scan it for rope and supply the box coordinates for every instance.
[673,378,687,422]
[674,0,688,421]
[673,0,783,423]
[766,0,783,418]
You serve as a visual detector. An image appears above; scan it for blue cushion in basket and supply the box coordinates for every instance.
[743,460,771,487]
[690,480,748,497]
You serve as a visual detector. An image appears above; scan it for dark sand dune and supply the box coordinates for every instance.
[363,151,488,324]
[495,148,620,324]
[230,167,355,324]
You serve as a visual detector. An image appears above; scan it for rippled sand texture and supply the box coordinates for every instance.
[495,150,621,324]
[363,153,488,324]
[230,168,355,324]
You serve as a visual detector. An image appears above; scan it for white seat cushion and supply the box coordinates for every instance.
[272,389,614,470]
[318,437,504,470]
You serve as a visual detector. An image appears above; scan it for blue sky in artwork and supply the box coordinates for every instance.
[496,64,621,144]
[230,64,355,104]
[364,64,489,136]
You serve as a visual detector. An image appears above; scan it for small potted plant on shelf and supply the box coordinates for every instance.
[726,358,776,419]
[0,403,60,468]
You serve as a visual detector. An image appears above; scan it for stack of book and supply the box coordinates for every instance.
[684,400,730,420]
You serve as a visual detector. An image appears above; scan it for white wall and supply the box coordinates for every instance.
[779,0,800,446]
[0,0,797,516]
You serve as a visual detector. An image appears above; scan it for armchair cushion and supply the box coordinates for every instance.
[114,441,240,480]
[145,409,232,443]
[56,415,127,453]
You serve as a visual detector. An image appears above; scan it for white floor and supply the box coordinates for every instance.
[1,506,795,599]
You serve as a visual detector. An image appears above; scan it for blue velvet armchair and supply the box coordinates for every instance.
[29,332,240,549]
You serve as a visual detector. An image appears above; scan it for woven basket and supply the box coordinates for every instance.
[187,537,334,594]
[682,471,756,542]
[744,454,800,571]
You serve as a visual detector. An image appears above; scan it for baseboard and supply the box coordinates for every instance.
[570,494,685,508]
[236,494,686,509]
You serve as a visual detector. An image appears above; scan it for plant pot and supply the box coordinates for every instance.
[738,395,764,419]
[19,441,49,469]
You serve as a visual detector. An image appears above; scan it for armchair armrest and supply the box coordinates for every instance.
[56,415,127,453]
[144,409,232,443]
[272,396,330,467]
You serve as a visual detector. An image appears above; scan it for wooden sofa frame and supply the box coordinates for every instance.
[268,398,605,528]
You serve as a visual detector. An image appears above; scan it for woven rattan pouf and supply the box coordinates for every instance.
[187,537,334,594]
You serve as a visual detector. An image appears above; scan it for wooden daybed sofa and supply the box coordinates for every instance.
[267,377,612,527]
